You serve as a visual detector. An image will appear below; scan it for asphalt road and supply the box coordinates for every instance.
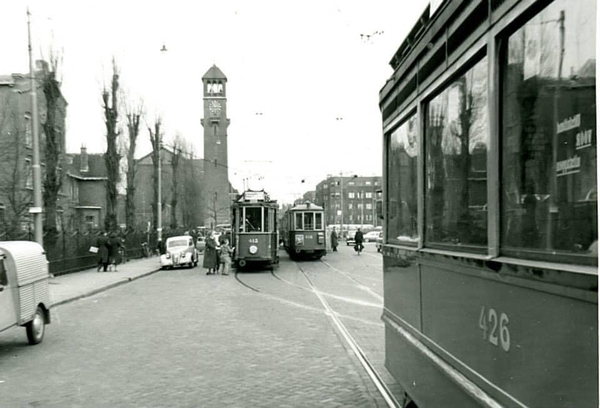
[0,243,403,407]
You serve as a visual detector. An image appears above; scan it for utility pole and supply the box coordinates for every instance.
[157,140,162,241]
[27,8,43,246]
[339,173,344,234]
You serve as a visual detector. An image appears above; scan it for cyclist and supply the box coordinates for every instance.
[354,228,364,255]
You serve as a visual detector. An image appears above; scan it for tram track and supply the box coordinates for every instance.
[294,263,400,408]
[232,260,399,407]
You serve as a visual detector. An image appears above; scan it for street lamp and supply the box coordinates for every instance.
[27,8,43,246]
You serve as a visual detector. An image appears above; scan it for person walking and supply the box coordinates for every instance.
[96,231,110,272]
[203,231,220,275]
[354,228,364,255]
[219,238,234,275]
[331,227,339,252]
[157,238,166,256]
[107,232,121,271]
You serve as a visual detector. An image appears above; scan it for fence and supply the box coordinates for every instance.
[0,228,189,276]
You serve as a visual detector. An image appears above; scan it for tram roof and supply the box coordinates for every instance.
[234,189,276,204]
[290,202,323,211]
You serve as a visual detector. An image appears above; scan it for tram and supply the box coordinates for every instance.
[379,1,597,407]
[230,190,279,269]
[282,202,327,260]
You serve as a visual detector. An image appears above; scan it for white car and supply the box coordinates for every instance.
[364,231,381,242]
[160,236,198,269]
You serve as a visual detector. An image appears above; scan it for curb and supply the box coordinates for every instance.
[50,268,163,308]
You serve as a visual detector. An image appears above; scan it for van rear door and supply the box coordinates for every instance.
[0,254,17,331]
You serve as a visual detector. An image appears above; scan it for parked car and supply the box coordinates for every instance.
[160,236,198,269]
[364,231,381,242]
[0,241,51,345]
[346,230,357,246]
[196,236,206,253]
[376,232,383,252]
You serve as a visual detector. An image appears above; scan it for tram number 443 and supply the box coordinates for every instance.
[478,306,510,352]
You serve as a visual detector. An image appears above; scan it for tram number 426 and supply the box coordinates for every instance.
[478,306,510,352]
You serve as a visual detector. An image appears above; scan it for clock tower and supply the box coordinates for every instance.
[201,64,231,228]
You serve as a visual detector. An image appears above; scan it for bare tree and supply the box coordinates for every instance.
[39,53,65,234]
[169,135,185,229]
[124,100,143,232]
[148,118,162,233]
[102,59,121,232]
[0,95,31,237]
[180,142,203,229]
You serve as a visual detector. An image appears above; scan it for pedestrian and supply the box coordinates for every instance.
[108,232,121,271]
[203,231,220,275]
[331,227,339,252]
[96,231,110,272]
[219,238,234,275]
[354,228,364,255]
[157,238,166,256]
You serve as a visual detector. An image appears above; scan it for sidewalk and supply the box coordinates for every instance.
[49,256,162,307]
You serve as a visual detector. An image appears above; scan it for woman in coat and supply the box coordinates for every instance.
[96,232,110,272]
[203,231,220,275]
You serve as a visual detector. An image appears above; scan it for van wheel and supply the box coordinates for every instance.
[26,306,45,345]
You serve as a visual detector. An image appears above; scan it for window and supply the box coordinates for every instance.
[348,203,353,210]
[366,203,372,210]
[24,114,32,147]
[0,259,7,286]
[25,159,33,189]
[315,213,323,230]
[366,181,372,185]
[388,113,419,244]
[358,203,363,209]
[303,212,314,230]
[295,213,303,230]
[365,192,373,199]
[425,56,488,248]
[244,207,262,232]
[501,0,597,261]
[348,181,355,186]
[348,192,355,199]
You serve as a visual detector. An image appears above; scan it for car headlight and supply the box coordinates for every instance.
[166,252,171,259]
[249,245,258,254]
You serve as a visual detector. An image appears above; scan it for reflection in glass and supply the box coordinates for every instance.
[425,57,488,246]
[502,0,597,257]
[387,114,418,244]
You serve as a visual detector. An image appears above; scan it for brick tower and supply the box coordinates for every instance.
[201,65,231,228]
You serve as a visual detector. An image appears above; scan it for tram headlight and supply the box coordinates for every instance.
[249,245,258,254]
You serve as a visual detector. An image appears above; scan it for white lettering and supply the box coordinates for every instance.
[556,114,581,134]
[556,155,581,176]
[576,129,593,149]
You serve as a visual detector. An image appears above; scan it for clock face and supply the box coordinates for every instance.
[209,100,221,114]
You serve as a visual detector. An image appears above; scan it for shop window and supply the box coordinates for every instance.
[388,113,419,244]
[425,56,488,248]
[501,0,597,261]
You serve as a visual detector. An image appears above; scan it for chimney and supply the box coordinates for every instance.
[80,146,89,172]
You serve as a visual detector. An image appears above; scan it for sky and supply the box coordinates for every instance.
[1,0,431,204]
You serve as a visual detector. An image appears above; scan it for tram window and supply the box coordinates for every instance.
[501,0,597,260]
[295,213,303,230]
[425,56,488,248]
[315,213,323,230]
[245,207,262,232]
[387,113,419,244]
[304,212,314,230]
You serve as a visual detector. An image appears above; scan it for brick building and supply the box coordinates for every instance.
[315,175,382,229]
[0,65,69,235]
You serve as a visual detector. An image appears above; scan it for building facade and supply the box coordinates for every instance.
[315,175,382,229]
[201,65,231,228]
[0,67,69,236]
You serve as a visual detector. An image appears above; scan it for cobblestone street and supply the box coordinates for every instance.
[0,245,400,407]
